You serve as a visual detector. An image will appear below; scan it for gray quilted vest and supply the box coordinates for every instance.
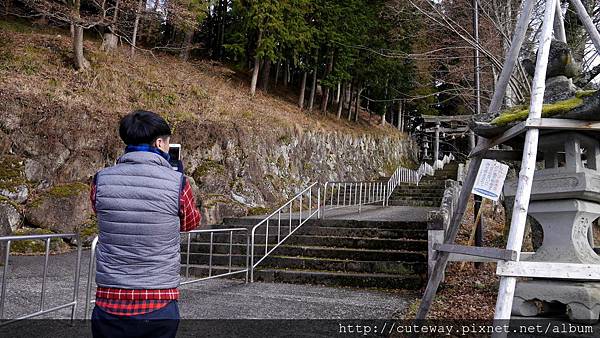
[94,151,183,289]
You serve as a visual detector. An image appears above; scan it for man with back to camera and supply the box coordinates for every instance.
[89,110,201,338]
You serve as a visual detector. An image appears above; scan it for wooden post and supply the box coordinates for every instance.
[554,0,567,43]
[434,121,440,161]
[400,100,405,132]
[469,131,476,150]
[416,156,483,319]
[473,0,481,115]
[488,0,535,115]
[397,100,402,131]
[569,0,600,54]
[493,0,557,330]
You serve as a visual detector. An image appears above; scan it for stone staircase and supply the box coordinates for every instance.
[182,218,428,289]
[181,162,458,290]
[387,162,459,207]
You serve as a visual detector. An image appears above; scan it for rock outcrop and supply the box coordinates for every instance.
[0,89,418,231]
[25,183,93,234]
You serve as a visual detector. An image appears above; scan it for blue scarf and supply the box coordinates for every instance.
[125,144,171,162]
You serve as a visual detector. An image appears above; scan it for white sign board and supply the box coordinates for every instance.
[472,159,509,201]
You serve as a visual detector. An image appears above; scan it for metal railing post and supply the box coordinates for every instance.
[358,182,363,213]
[0,241,11,318]
[250,230,255,282]
[245,233,250,283]
[317,186,321,219]
[186,232,191,278]
[70,237,82,323]
[85,237,97,319]
[40,238,50,312]
[318,185,322,219]
[209,232,214,277]
[228,231,233,273]
[264,219,269,257]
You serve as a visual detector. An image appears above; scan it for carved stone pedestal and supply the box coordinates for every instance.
[511,200,600,323]
[527,200,600,264]
[513,282,600,324]
[505,132,600,323]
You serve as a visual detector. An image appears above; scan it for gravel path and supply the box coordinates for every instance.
[0,250,414,337]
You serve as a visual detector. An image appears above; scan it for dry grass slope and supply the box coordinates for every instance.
[0,19,403,137]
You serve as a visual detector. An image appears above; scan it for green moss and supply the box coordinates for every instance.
[28,183,88,210]
[393,157,419,171]
[278,134,292,145]
[80,217,98,238]
[193,160,225,179]
[0,46,13,71]
[302,162,313,172]
[276,156,286,169]
[379,263,413,274]
[383,161,397,176]
[0,156,26,193]
[247,207,270,216]
[47,182,88,198]
[0,19,34,34]
[190,85,208,100]
[0,195,21,210]
[491,91,598,126]
[202,194,231,208]
[10,228,70,255]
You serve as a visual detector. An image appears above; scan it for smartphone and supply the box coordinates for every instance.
[168,144,181,170]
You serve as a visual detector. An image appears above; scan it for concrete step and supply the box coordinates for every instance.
[223,217,302,227]
[181,265,423,289]
[388,196,442,201]
[186,243,427,262]
[186,225,427,242]
[184,235,427,251]
[263,256,426,275]
[222,218,429,230]
[393,187,444,191]
[388,200,440,207]
[181,254,426,275]
[254,269,423,289]
[309,219,428,230]
[181,254,248,269]
[180,265,248,280]
[298,226,428,240]
[390,191,444,198]
[287,235,428,251]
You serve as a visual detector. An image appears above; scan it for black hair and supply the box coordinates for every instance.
[119,110,172,145]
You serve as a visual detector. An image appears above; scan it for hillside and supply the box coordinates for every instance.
[0,19,416,237]
[0,19,396,136]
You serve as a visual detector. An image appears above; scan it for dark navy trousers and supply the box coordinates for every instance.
[91,300,180,338]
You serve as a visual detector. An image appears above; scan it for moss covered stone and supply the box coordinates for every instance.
[491,90,597,126]
[25,182,93,234]
[193,160,225,179]
[0,155,26,193]
[0,195,20,210]
[10,228,70,255]
[47,182,88,198]
[247,206,270,216]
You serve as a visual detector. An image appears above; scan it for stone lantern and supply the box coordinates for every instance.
[504,132,600,323]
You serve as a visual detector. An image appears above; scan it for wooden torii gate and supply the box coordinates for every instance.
[421,115,472,161]
[416,0,600,335]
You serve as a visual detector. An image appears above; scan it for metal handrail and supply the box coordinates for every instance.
[0,233,83,326]
[84,227,251,318]
[322,154,455,217]
[249,182,320,282]
[181,227,250,285]
[322,180,387,216]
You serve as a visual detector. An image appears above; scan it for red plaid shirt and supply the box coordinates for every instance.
[90,176,201,316]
